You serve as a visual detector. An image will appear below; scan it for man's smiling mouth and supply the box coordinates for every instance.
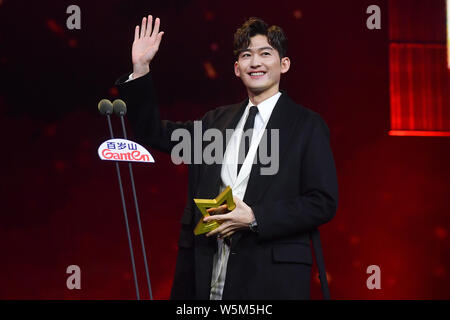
[248,71,266,78]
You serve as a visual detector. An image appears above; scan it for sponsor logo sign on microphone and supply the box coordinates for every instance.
[98,139,155,163]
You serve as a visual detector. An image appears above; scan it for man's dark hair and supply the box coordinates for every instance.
[233,17,288,60]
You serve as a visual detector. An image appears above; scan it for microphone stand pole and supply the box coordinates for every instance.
[118,114,153,300]
[105,113,141,300]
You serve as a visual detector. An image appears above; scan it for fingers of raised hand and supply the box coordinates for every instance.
[151,17,160,38]
[134,25,140,41]
[134,16,163,47]
[145,15,153,37]
[137,15,156,39]
[156,31,164,47]
[140,17,147,38]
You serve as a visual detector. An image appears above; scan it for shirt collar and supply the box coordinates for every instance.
[244,91,282,124]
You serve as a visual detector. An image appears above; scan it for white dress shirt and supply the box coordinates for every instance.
[209,92,281,300]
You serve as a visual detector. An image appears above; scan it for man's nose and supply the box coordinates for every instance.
[250,55,262,67]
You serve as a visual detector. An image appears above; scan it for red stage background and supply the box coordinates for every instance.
[0,0,449,299]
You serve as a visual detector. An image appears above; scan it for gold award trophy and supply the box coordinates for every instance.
[193,186,236,235]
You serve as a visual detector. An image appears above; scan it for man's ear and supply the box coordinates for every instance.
[234,61,241,77]
[280,57,291,74]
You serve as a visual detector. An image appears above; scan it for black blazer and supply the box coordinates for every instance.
[116,72,338,300]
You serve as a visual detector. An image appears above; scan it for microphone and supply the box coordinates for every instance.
[98,99,113,115]
[113,99,127,116]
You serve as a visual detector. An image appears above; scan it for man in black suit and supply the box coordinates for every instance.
[116,15,338,299]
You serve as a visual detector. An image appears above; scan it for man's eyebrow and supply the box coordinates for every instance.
[240,46,274,53]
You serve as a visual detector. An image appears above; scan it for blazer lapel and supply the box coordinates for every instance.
[196,100,247,199]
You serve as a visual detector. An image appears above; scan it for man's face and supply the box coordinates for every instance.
[234,34,290,95]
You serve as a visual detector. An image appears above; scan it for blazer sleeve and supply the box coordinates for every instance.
[115,72,196,154]
[252,114,339,240]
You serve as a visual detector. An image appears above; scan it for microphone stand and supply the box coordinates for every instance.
[104,113,141,300]
[117,113,153,300]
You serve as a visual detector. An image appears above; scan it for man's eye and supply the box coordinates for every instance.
[262,52,271,55]
[242,53,250,57]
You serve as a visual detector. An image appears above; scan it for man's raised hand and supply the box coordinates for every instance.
[132,15,164,79]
